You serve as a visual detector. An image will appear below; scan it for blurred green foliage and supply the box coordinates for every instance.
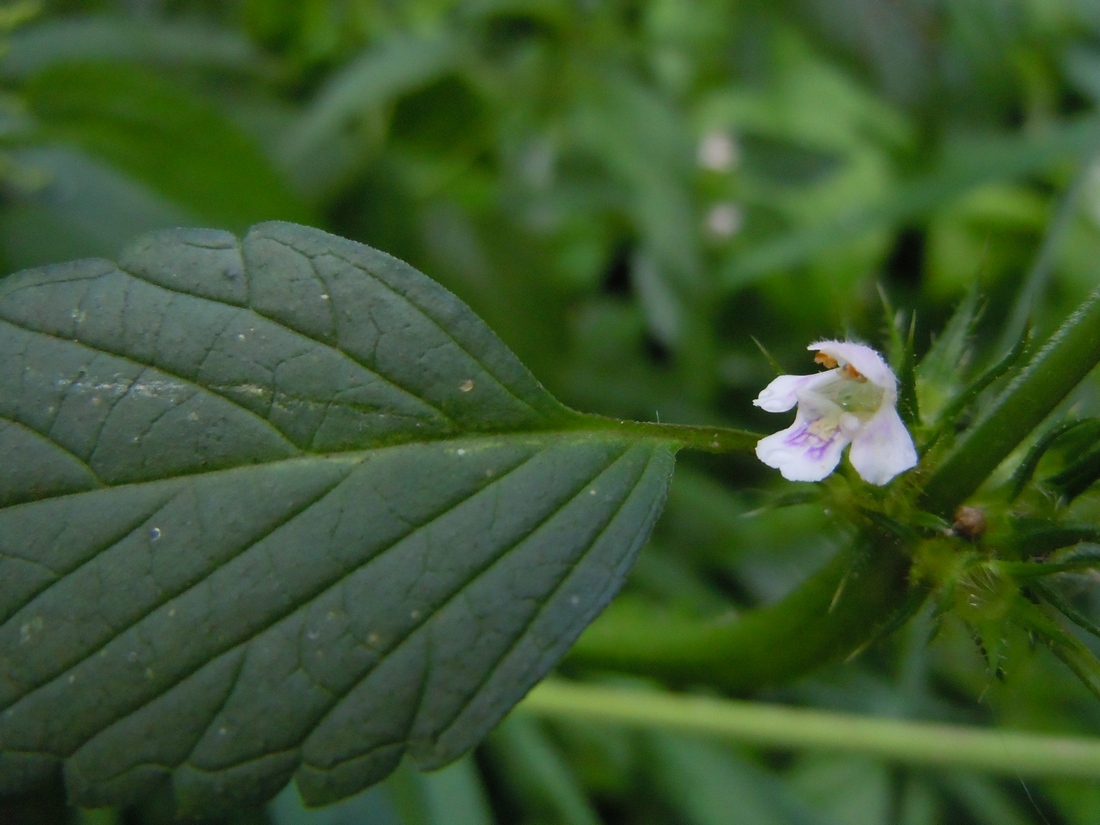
[4,1,1100,823]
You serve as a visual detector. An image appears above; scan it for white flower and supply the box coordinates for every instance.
[753,340,917,485]
[697,130,740,172]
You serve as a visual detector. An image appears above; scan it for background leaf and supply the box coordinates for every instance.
[24,63,313,230]
[0,14,274,79]
[0,145,193,271]
[0,222,675,813]
[277,32,462,196]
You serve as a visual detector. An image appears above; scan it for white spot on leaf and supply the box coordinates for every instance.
[19,617,44,644]
[228,383,268,398]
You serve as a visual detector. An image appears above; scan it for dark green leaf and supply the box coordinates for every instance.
[1008,419,1100,502]
[1000,545,1100,578]
[1032,581,1100,643]
[1007,519,1100,558]
[1047,441,1100,503]
[0,222,678,812]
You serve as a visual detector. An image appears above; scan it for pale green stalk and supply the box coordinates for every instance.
[520,681,1100,780]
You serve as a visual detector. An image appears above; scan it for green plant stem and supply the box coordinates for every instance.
[519,680,1100,780]
[921,285,1100,516]
[581,415,760,454]
[567,542,911,691]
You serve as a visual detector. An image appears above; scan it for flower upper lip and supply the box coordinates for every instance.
[807,340,897,393]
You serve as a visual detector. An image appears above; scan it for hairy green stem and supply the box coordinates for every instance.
[921,285,1100,516]
[519,680,1100,779]
[570,287,1100,694]
[567,541,911,691]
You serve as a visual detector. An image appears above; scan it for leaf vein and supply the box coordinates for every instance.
[174,450,555,773]
[174,447,626,780]
[0,414,106,488]
[1,319,303,454]
[24,449,537,760]
[425,447,660,752]
[0,488,178,631]
[320,246,545,419]
[0,467,357,716]
[298,447,631,773]
[117,265,460,429]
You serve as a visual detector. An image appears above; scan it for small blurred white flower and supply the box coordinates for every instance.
[697,130,740,172]
[704,202,743,240]
[753,340,917,485]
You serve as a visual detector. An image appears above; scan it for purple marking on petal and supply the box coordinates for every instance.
[783,423,840,461]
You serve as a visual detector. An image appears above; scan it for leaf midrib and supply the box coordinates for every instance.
[0,426,676,512]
